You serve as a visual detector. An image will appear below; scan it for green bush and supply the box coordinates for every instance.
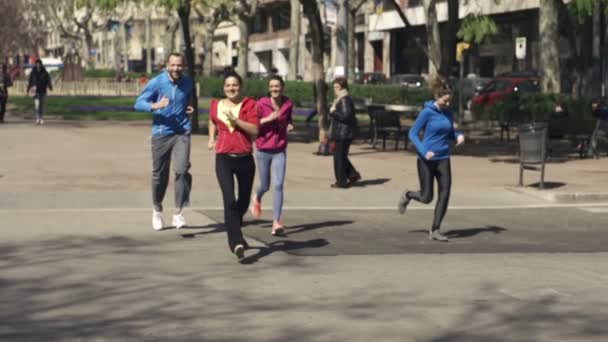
[349,84,431,106]
[84,69,157,80]
[84,69,116,78]
[472,93,594,123]
[198,76,431,107]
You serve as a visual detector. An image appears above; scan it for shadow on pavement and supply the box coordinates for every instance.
[178,223,225,238]
[239,238,329,265]
[444,226,507,239]
[424,284,608,342]
[285,220,354,235]
[528,181,567,189]
[349,178,391,188]
[408,226,507,239]
[1,236,608,340]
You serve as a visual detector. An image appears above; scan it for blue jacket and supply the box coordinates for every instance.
[134,71,193,136]
[409,100,463,160]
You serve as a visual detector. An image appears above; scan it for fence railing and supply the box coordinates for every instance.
[11,80,146,97]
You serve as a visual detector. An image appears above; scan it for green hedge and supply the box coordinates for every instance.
[198,76,432,107]
[473,93,594,123]
[84,69,156,79]
[198,77,316,105]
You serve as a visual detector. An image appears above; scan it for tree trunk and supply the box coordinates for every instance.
[302,0,329,144]
[444,0,459,77]
[119,21,129,73]
[145,14,152,74]
[603,6,608,97]
[288,0,301,80]
[164,15,180,58]
[82,31,94,69]
[236,16,250,76]
[423,0,442,79]
[178,3,199,131]
[591,1,601,98]
[539,0,561,93]
[203,22,218,77]
[348,9,356,84]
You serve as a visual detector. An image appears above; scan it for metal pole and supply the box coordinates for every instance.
[458,58,464,125]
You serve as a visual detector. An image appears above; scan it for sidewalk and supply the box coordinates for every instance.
[1,118,607,208]
[2,118,608,341]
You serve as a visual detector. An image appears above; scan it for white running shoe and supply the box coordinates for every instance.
[152,210,164,231]
[172,213,187,229]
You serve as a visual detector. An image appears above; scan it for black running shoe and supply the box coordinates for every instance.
[398,191,411,214]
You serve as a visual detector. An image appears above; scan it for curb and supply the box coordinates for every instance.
[505,186,608,203]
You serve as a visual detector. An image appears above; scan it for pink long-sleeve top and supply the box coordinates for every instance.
[255,96,293,151]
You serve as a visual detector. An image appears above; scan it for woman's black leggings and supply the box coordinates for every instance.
[333,139,359,186]
[215,154,255,251]
[406,158,452,231]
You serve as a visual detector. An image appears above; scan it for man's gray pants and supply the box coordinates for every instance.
[151,134,192,212]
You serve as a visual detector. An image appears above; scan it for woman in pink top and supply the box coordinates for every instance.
[250,76,294,236]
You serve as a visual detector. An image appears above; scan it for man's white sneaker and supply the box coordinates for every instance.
[172,213,187,229]
[152,211,164,231]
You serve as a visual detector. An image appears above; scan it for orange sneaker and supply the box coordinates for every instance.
[250,195,261,218]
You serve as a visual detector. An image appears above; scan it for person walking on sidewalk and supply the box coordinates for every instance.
[0,63,13,123]
[208,71,260,260]
[27,59,53,125]
[250,75,294,236]
[398,78,465,242]
[329,77,361,188]
[587,98,608,159]
[134,53,195,231]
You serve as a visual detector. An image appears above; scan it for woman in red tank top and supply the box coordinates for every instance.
[208,71,260,260]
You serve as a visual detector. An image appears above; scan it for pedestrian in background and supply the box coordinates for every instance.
[398,78,465,242]
[134,53,195,231]
[27,59,53,125]
[328,77,361,188]
[208,71,259,260]
[588,98,608,159]
[0,63,13,123]
[250,75,294,236]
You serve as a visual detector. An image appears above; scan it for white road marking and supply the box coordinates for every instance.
[579,207,608,213]
[1,202,608,213]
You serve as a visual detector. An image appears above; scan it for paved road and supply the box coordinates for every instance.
[2,122,608,341]
[2,204,608,341]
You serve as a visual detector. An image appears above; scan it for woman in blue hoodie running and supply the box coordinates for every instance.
[397,78,465,242]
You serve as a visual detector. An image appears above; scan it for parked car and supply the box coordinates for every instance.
[360,72,387,84]
[471,77,540,108]
[388,74,427,88]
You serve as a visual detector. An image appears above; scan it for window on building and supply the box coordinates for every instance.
[383,0,396,11]
[355,14,365,26]
[271,5,290,31]
[252,11,268,34]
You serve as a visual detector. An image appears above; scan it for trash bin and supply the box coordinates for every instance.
[518,122,548,189]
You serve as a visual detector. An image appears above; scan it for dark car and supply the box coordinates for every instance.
[361,72,387,84]
[471,77,540,108]
[388,74,427,88]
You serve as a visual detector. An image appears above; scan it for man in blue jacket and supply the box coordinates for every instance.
[135,53,194,230]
